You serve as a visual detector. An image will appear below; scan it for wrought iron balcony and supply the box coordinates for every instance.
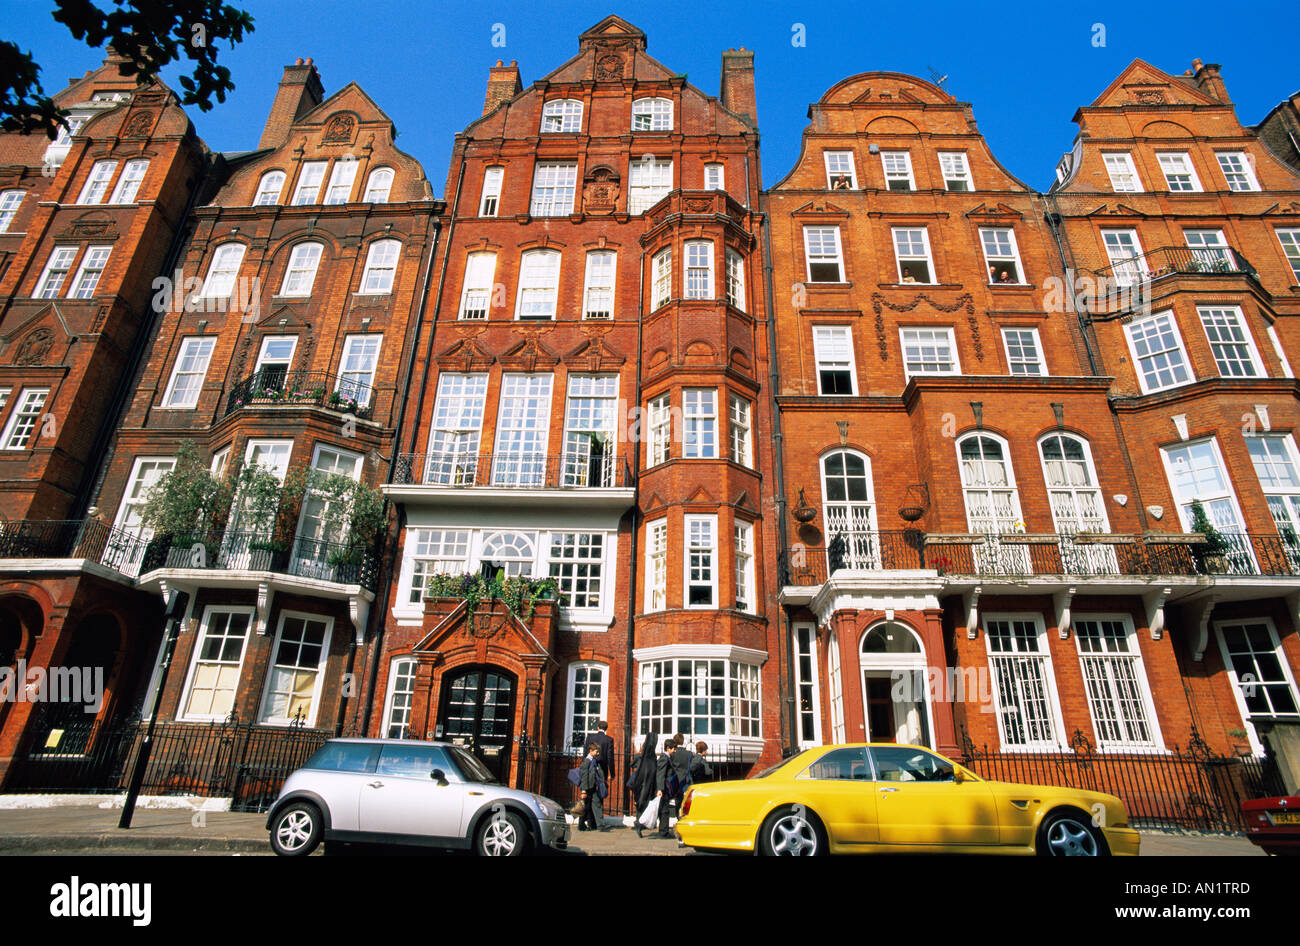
[0,519,150,577]
[393,451,632,489]
[1093,245,1258,286]
[225,368,374,419]
[139,530,381,592]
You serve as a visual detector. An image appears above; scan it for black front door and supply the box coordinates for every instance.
[437,666,516,783]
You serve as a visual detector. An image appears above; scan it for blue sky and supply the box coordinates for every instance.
[3,0,1296,192]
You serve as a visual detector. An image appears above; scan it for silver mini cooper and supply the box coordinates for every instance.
[266,737,569,856]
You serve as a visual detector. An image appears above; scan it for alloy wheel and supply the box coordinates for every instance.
[1046,817,1099,856]
[276,810,314,852]
[770,813,818,855]
[483,818,519,855]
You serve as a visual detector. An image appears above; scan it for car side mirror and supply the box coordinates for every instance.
[431,768,448,786]
[953,767,971,783]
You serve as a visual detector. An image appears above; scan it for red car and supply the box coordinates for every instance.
[1242,796,1300,855]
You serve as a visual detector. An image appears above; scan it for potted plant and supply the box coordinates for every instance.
[1188,499,1232,573]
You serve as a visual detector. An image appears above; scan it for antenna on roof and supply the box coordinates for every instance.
[928,66,950,94]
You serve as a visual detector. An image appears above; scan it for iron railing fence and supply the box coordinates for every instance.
[1093,245,1258,284]
[780,530,1300,585]
[139,530,381,591]
[3,708,331,813]
[225,367,374,419]
[393,451,632,489]
[517,742,752,820]
[0,519,150,577]
[960,728,1286,833]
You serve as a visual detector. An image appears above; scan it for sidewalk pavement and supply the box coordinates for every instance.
[0,805,1267,856]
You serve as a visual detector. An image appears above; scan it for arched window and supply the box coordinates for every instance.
[254,170,285,206]
[363,167,394,203]
[565,662,607,753]
[958,433,1027,573]
[0,189,25,233]
[632,97,673,131]
[820,450,877,568]
[459,251,496,320]
[481,531,536,577]
[361,239,401,294]
[279,241,324,297]
[1039,433,1107,533]
[861,623,922,654]
[541,99,583,133]
[200,242,246,297]
[515,248,561,319]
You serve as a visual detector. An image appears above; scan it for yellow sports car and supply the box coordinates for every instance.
[676,743,1140,856]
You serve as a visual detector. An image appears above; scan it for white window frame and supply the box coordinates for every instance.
[492,373,554,485]
[1073,614,1165,752]
[337,334,382,407]
[634,645,765,751]
[729,394,752,467]
[1,388,49,450]
[1103,153,1141,193]
[631,97,673,132]
[1198,305,1264,378]
[360,239,400,294]
[1101,229,1147,287]
[547,532,605,611]
[258,611,333,727]
[1002,327,1046,376]
[77,159,118,204]
[400,528,471,607]
[823,151,857,190]
[177,606,255,722]
[651,247,672,309]
[109,158,149,203]
[564,662,609,752]
[704,163,724,191]
[881,151,915,191]
[200,243,246,298]
[812,325,857,396]
[982,612,1069,752]
[541,99,583,134]
[1214,618,1300,756]
[382,656,418,739]
[938,152,973,191]
[458,251,496,320]
[957,432,1025,541]
[900,326,960,378]
[529,162,577,217]
[0,189,24,233]
[253,170,285,206]
[363,167,394,203]
[684,240,713,299]
[734,519,755,613]
[684,514,718,609]
[291,160,328,205]
[425,373,487,485]
[1247,433,1300,540]
[1215,152,1259,192]
[323,159,359,205]
[1039,432,1110,535]
[68,245,111,298]
[514,248,561,320]
[827,630,845,743]
[803,226,844,283]
[1124,310,1193,393]
[582,250,616,320]
[34,246,77,298]
[892,227,935,283]
[646,518,667,612]
[724,248,745,311]
[980,227,1026,284]
[161,337,216,409]
[1157,152,1202,192]
[1161,437,1253,574]
[793,622,823,749]
[646,392,671,467]
[1275,228,1300,283]
[479,166,504,216]
[628,158,672,215]
[683,388,717,459]
[279,242,324,297]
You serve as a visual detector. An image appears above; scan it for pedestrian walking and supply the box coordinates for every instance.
[654,736,678,837]
[584,720,615,829]
[628,730,658,838]
[578,741,608,832]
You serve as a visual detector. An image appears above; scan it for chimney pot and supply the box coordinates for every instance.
[295,58,303,66]
[1192,58,1203,70]
[510,60,517,66]
[496,60,503,67]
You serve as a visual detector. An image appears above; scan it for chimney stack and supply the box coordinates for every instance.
[258,58,324,151]
[720,48,757,128]
[1190,59,1230,104]
[483,60,522,116]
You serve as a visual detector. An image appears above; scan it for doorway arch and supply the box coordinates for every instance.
[436,664,517,782]
[858,620,934,748]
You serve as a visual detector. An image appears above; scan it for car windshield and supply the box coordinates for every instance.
[448,746,497,784]
[750,749,814,779]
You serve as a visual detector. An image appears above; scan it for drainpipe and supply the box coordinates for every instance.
[623,249,645,772]
[759,207,796,754]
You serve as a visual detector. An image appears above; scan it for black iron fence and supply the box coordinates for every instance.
[0,519,147,575]
[960,728,1285,833]
[517,741,753,820]
[225,367,374,420]
[139,530,381,591]
[1094,245,1258,284]
[4,709,331,813]
[393,451,632,489]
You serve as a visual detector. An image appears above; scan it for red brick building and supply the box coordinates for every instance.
[370,16,778,783]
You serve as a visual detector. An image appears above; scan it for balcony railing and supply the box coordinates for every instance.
[393,451,632,489]
[139,530,381,592]
[780,530,1300,585]
[225,368,374,420]
[0,519,150,578]
[1094,245,1258,286]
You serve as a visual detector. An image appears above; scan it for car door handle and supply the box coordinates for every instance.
[367,781,384,788]
[879,787,899,793]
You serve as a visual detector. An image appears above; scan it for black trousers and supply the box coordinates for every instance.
[658,792,678,835]
[581,791,600,830]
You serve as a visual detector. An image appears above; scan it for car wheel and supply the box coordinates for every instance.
[759,805,826,856]
[1037,810,1108,856]
[476,811,529,857]
[270,802,323,857]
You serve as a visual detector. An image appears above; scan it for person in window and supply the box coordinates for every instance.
[628,730,659,838]
[996,268,1013,283]
[901,271,917,283]
[578,742,608,832]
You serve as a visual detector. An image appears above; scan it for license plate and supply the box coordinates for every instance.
[1270,811,1300,825]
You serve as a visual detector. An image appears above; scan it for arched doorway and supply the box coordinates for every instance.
[34,613,121,753]
[859,621,933,748]
[436,665,516,782]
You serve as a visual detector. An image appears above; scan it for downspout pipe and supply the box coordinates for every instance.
[623,248,645,778]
